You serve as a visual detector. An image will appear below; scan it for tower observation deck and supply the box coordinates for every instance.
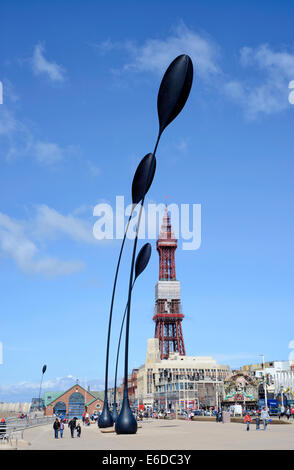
[153,207,186,360]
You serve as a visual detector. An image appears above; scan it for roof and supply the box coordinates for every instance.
[43,392,63,407]
[85,391,104,406]
[44,386,104,407]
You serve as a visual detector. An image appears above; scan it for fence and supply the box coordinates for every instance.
[0,415,55,448]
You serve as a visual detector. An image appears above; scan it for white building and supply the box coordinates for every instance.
[137,338,230,410]
[243,360,294,401]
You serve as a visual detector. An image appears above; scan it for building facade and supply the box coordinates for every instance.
[241,360,294,405]
[137,338,230,410]
[44,384,103,418]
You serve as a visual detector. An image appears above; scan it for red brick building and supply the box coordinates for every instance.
[108,369,139,408]
[44,384,103,418]
[128,369,138,405]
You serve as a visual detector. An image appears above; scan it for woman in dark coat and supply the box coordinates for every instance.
[53,418,60,439]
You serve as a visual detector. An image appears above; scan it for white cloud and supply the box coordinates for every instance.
[0,108,19,136]
[0,106,74,165]
[225,44,294,118]
[240,44,294,76]
[0,204,103,278]
[32,204,96,244]
[0,375,105,402]
[98,22,221,80]
[87,160,101,176]
[0,212,84,277]
[32,43,66,82]
[34,141,65,165]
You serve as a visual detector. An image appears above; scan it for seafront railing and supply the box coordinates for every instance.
[0,415,55,447]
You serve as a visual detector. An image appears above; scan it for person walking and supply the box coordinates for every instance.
[68,417,76,438]
[291,406,294,420]
[0,418,6,440]
[59,420,64,438]
[53,418,60,439]
[76,422,81,438]
[260,407,270,430]
[244,412,252,431]
[286,407,291,420]
[255,412,260,430]
[218,409,223,423]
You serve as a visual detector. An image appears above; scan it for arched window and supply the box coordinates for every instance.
[54,401,66,416]
[68,392,85,418]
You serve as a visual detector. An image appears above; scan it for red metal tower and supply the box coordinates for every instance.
[153,207,186,360]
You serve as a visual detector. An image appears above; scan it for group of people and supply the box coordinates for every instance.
[53,417,82,439]
[244,408,270,431]
[279,405,294,420]
[82,412,91,426]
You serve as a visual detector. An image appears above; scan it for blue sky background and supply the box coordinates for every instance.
[1,0,294,401]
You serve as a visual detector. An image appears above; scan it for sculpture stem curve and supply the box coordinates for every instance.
[99,212,133,427]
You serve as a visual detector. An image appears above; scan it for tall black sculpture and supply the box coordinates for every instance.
[98,156,156,429]
[99,54,193,432]
[115,55,194,434]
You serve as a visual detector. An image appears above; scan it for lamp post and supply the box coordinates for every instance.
[281,386,284,409]
[38,364,47,412]
[196,381,199,410]
[215,368,218,412]
[259,354,268,410]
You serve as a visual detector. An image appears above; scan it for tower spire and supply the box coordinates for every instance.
[153,207,186,359]
[157,206,177,280]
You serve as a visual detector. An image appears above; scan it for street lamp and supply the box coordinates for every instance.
[259,354,268,410]
[38,364,47,412]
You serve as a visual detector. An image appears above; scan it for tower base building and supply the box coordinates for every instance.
[137,339,230,411]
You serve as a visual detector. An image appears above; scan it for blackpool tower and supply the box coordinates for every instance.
[153,207,186,360]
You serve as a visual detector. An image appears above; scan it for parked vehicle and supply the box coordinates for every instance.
[269,407,280,416]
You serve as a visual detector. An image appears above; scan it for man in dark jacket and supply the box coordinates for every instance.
[53,418,60,439]
[68,418,76,438]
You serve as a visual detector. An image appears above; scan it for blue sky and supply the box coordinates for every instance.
[0,0,294,401]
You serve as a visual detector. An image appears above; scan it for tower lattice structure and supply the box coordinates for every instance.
[153,207,186,360]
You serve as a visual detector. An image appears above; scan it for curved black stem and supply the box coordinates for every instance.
[116,133,161,434]
[113,280,135,415]
[102,213,133,406]
[123,134,160,385]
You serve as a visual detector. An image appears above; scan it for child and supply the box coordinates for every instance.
[244,412,252,431]
[76,422,81,438]
[59,420,64,438]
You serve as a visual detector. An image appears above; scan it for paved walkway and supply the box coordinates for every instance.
[15,418,294,450]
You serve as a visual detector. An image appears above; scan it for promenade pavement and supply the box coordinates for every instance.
[16,418,294,450]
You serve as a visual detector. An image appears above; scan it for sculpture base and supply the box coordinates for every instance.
[98,402,114,429]
[115,397,137,434]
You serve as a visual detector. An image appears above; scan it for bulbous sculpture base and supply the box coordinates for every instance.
[115,397,137,434]
[112,403,119,423]
[98,402,114,428]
